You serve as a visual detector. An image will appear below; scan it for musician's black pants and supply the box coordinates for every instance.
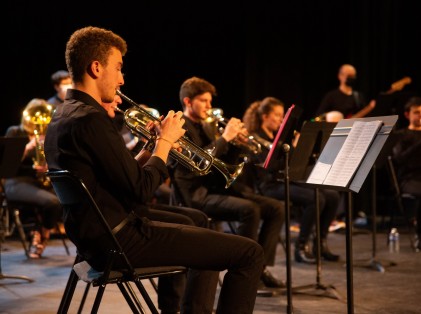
[117,209,264,314]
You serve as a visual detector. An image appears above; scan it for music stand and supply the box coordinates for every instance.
[288,121,345,301]
[263,104,302,314]
[0,137,34,283]
[304,115,398,314]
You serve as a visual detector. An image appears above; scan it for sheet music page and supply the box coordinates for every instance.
[306,162,331,184]
[306,120,383,187]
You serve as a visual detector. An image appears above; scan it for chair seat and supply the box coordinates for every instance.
[74,260,186,284]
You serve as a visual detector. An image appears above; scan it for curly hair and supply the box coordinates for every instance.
[65,26,127,83]
[243,97,284,133]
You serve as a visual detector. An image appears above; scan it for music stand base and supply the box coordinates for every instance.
[290,282,345,302]
[354,258,397,273]
[0,273,34,283]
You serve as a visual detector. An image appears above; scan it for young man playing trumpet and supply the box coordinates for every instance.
[44,26,265,314]
[171,76,286,290]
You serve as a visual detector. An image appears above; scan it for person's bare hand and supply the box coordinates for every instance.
[157,110,186,145]
[33,164,48,173]
[222,117,243,142]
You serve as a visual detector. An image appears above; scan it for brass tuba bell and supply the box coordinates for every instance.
[21,99,54,187]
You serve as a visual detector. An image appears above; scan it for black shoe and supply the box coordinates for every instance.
[295,242,316,264]
[261,268,286,288]
[316,238,340,262]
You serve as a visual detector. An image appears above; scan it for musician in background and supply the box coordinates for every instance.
[243,96,341,264]
[47,70,72,108]
[392,96,421,252]
[171,76,286,289]
[45,26,264,314]
[3,98,62,258]
[315,64,376,120]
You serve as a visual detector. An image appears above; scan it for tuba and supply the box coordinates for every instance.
[116,90,244,188]
[206,108,262,155]
[21,99,54,187]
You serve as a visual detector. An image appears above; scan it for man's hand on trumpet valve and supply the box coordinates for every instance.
[154,110,186,150]
[222,117,243,142]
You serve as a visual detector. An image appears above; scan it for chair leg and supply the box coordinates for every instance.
[133,280,160,314]
[119,282,145,314]
[77,282,91,314]
[12,209,30,258]
[58,269,80,314]
[149,278,158,292]
[91,283,107,314]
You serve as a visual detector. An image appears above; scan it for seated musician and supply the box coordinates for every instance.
[171,76,286,289]
[4,98,62,258]
[243,96,341,263]
[44,26,265,314]
[392,96,421,252]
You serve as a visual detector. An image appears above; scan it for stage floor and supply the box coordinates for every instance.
[1,224,420,314]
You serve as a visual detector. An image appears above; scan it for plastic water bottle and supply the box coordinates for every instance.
[389,228,400,253]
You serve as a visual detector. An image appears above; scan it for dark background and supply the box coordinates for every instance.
[3,1,421,135]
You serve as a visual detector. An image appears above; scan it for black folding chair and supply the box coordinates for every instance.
[386,156,418,249]
[47,170,186,314]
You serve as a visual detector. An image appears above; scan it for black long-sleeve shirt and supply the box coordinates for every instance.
[171,116,231,208]
[316,89,367,118]
[392,128,421,189]
[44,89,168,253]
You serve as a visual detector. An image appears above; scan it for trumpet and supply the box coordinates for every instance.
[206,108,262,155]
[115,90,244,188]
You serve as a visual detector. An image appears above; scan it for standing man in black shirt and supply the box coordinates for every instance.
[44,26,264,314]
[171,76,285,289]
[315,64,376,120]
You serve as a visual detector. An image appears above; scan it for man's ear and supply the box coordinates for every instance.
[183,97,191,108]
[87,61,101,78]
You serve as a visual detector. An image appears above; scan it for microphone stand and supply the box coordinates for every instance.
[282,144,293,314]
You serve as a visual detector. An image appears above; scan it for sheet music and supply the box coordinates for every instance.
[307,120,383,187]
[306,162,331,184]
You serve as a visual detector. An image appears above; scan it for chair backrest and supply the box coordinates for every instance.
[46,170,133,271]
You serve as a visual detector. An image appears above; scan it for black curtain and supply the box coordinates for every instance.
[3,1,420,135]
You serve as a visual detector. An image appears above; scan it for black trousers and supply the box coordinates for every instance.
[263,182,340,242]
[117,212,264,314]
[147,205,212,312]
[199,191,284,267]
[4,176,62,229]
